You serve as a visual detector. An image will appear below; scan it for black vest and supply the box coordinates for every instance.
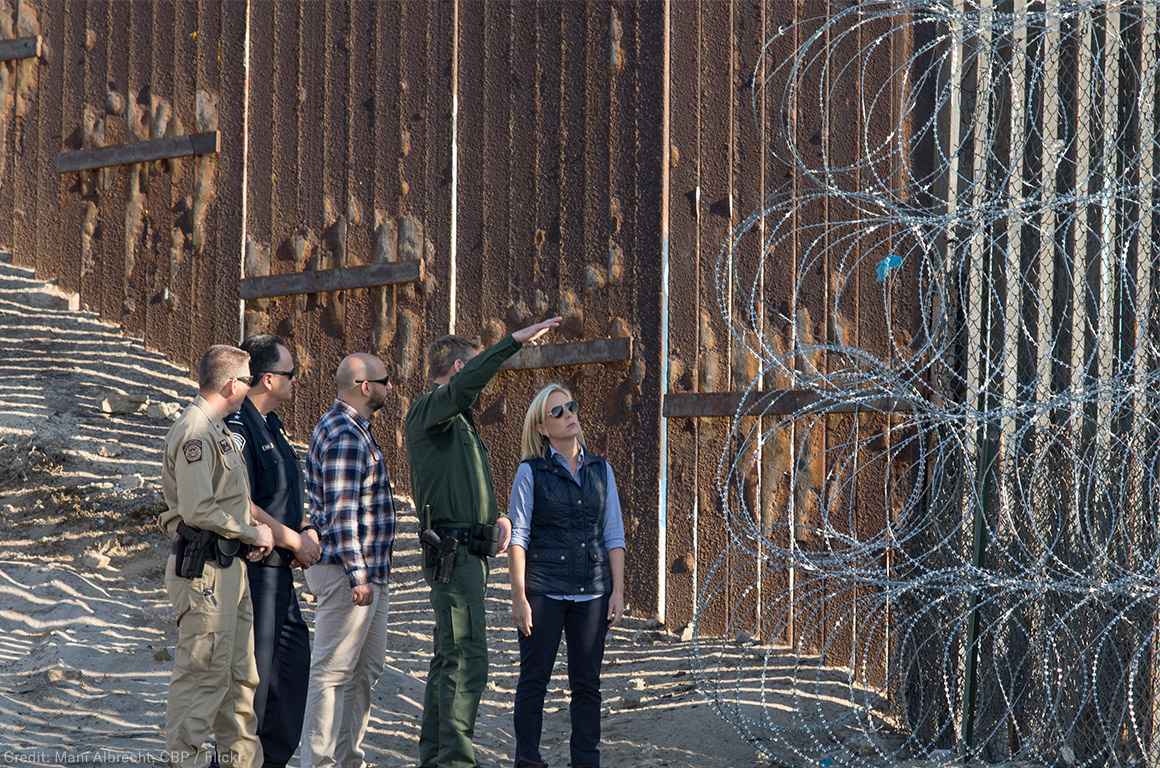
[523,452,611,597]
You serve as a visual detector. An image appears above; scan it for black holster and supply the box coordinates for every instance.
[173,522,251,579]
[421,528,458,584]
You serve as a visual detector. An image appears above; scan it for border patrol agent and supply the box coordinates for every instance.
[161,345,274,768]
[405,316,560,768]
[225,335,319,768]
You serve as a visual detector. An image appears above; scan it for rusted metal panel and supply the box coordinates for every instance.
[694,0,734,636]
[11,0,43,272]
[373,3,410,459]
[143,0,177,359]
[77,0,109,315]
[55,0,86,296]
[97,0,129,324]
[453,0,484,341]
[458,0,541,556]
[664,0,699,631]
[342,0,376,444]
[459,0,523,534]
[816,2,863,670]
[265,0,302,426]
[241,2,272,344]
[450,0,663,615]
[421,0,455,352]
[0,0,18,253]
[211,0,243,348]
[414,0,453,350]
[631,0,666,617]
[187,0,220,361]
[387,0,450,475]
[313,0,350,456]
[168,0,198,373]
[120,0,151,342]
[463,0,541,520]
[854,8,905,691]
[294,0,327,433]
[792,3,840,660]
[727,0,764,641]
[32,0,63,284]
[458,0,531,561]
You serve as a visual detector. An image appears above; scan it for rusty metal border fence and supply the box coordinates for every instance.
[0,0,922,637]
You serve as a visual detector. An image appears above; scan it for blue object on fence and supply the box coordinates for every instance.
[819,758,834,768]
[875,253,904,283]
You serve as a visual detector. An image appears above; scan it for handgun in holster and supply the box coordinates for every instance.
[421,528,458,584]
[174,521,215,579]
[173,522,251,579]
[420,504,458,584]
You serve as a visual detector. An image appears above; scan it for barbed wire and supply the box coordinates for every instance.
[692,2,1160,766]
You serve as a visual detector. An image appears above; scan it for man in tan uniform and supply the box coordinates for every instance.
[160,344,274,768]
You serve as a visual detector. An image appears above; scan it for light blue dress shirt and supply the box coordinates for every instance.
[508,446,626,601]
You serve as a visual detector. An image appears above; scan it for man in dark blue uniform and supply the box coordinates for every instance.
[226,334,321,768]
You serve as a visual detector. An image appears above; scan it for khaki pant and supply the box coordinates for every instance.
[164,555,263,768]
[301,564,390,768]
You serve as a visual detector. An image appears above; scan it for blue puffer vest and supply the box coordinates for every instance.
[522,451,611,597]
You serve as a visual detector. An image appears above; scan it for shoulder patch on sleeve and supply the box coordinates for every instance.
[182,440,204,463]
[230,432,246,453]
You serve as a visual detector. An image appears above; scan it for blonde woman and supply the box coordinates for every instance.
[507,383,626,768]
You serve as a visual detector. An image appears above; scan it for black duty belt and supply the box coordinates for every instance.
[434,527,473,545]
[258,548,294,568]
[172,521,252,579]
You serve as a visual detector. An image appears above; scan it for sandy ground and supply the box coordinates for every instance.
[0,255,769,768]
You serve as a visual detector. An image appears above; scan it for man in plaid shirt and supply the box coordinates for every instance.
[301,352,396,768]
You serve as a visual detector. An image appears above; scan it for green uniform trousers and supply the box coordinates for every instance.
[419,551,489,768]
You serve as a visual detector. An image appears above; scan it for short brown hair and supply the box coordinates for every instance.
[197,345,250,392]
[427,335,480,379]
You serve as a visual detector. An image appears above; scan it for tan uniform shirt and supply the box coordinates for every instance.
[161,395,260,543]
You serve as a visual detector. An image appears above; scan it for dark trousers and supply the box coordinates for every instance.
[248,563,310,768]
[514,594,609,768]
[419,553,490,768]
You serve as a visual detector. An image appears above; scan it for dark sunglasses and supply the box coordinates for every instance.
[548,400,579,419]
[356,377,391,386]
[258,369,297,381]
[233,375,254,386]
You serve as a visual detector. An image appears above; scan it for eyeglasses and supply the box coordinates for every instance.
[548,400,579,419]
[233,375,254,386]
[259,369,297,381]
[356,377,391,386]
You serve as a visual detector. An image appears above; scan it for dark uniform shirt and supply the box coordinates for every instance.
[405,334,522,528]
[225,397,304,563]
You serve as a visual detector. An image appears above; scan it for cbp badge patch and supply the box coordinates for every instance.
[182,440,204,463]
[230,432,246,453]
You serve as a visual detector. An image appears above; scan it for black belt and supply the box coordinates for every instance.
[434,527,472,545]
[257,548,294,568]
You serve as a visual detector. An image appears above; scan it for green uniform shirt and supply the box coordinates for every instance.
[405,334,522,528]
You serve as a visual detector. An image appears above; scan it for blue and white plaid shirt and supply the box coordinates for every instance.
[306,399,396,587]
